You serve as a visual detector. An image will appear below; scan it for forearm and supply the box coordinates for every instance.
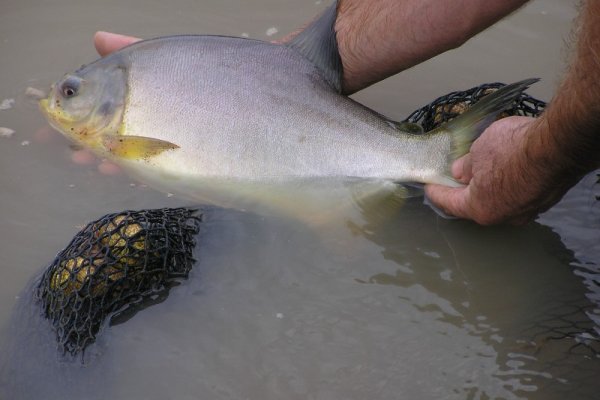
[525,0,600,189]
[335,0,529,93]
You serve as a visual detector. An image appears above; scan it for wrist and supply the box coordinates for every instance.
[520,115,585,208]
[530,97,600,180]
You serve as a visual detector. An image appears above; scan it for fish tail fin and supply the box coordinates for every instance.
[433,78,539,186]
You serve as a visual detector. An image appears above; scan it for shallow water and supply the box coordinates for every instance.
[1,0,599,399]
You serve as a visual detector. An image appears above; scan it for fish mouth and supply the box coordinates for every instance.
[39,96,71,135]
[39,97,61,130]
[38,98,55,122]
[38,97,50,117]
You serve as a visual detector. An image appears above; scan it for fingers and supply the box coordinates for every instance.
[424,184,470,220]
[94,31,140,56]
[451,154,473,184]
[426,183,522,226]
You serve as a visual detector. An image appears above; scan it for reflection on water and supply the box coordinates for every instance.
[353,199,600,399]
[1,0,599,399]
[2,203,599,400]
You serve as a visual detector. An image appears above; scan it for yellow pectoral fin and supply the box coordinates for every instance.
[102,135,179,160]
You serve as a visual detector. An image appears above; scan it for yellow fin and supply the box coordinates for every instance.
[349,180,409,231]
[102,135,179,160]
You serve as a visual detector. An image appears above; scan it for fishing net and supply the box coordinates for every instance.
[36,208,201,357]
[403,82,547,130]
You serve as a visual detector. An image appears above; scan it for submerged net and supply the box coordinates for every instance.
[36,208,201,357]
[404,82,547,130]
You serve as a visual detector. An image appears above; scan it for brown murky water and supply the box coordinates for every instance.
[1,0,599,399]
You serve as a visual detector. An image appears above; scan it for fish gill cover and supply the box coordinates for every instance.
[36,208,202,357]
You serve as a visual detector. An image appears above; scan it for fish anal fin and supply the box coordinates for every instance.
[350,181,410,230]
[102,135,179,160]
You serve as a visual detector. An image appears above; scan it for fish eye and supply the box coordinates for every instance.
[62,86,77,97]
[60,77,81,98]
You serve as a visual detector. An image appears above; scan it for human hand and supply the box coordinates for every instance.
[94,31,140,57]
[425,116,570,225]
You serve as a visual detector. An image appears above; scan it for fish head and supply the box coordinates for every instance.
[40,59,127,152]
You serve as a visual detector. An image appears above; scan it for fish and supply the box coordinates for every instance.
[40,1,537,222]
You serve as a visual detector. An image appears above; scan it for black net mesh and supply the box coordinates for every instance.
[404,82,547,130]
[36,208,201,357]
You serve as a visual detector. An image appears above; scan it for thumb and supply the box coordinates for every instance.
[424,184,470,219]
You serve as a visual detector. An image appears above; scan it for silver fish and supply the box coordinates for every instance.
[40,2,536,220]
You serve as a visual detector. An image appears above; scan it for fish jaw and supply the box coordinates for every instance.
[39,95,105,153]
[39,96,77,135]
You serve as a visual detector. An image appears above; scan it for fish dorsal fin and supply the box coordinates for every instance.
[287,1,343,92]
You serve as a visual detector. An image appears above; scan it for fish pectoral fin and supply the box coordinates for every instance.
[350,180,409,229]
[102,135,179,160]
